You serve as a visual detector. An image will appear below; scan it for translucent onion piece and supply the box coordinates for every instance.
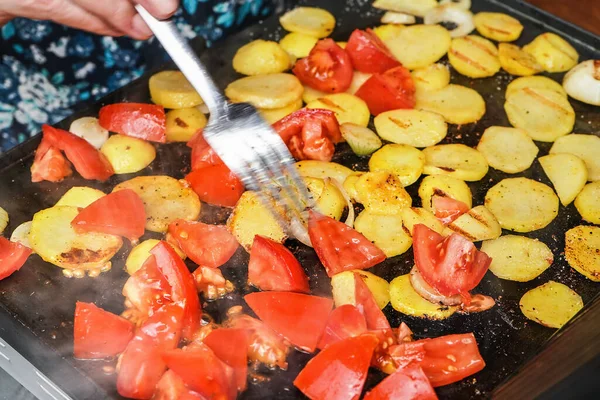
[381,11,416,25]
[563,60,600,106]
[10,221,33,251]
[0,207,8,234]
[326,177,355,228]
[424,5,475,38]
[69,117,109,149]
[439,0,472,11]
[409,266,462,306]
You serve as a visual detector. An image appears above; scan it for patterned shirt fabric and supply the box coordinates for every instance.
[0,0,283,153]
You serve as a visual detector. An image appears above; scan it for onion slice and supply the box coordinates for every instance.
[439,0,472,11]
[424,5,475,38]
[10,221,33,251]
[290,214,313,248]
[381,11,416,25]
[68,117,109,149]
[562,60,600,106]
[409,266,462,306]
[326,177,355,228]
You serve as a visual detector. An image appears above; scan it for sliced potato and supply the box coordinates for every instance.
[374,109,447,148]
[520,281,583,329]
[539,153,587,206]
[565,225,600,282]
[443,206,502,242]
[372,24,405,41]
[295,160,353,184]
[373,0,437,17]
[385,25,451,70]
[401,207,444,236]
[355,171,412,215]
[484,178,559,233]
[416,84,486,125]
[233,40,291,76]
[550,134,600,181]
[419,174,473,212]
[306,93,370,126]
[343,172,363,202]
[279,32,319,59]
[305,177,346,220]
[259,98,302,124]
[473,12,524,42]
[114,176,201,233]
[225,73,303,109]
[10,221,33,250]
[165,108,207,142]
[331,270,390,310]
[477,126,538,173]
[411,63,450,92]
[302,85,327,104]
[125,239,185,275]
[482,235,553,282]
[149,71,203,109]
[498,43,543,76]
[448,35,501,78]
[101,134,156,174]
[354,210,412,257]
[504,87,575,142]
[389,274,458,320]
[56,186,105,208]
[506,76,567,99]
[346,71,373,95]
[227,191,287,251]
[423,144,489,181]
[30,206,122,271]
[523,33,579,73]
[574,182,600,224]
[279,7,335,38]
[369,144,424,187]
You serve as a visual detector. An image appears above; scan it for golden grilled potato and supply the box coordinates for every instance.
[225,73,303,109]
[55,186,105,208]
[401,207,444,236]
[519,281,583,329]
[295,160,354,185]
[331,270,390,310]
[101,135,156,174]
[574,182,600,224]
[415,84,486,125]
[125,239,185,275]
[505,75,567,99]
[477,126,539,174]
[539,153,587,206]
[473,12,523,42]
[411,63,450,92]
[304,177,346,221]
[354,210,412,257]
[385,25,451,70]
[372,24,405,41]
[165,107,207,142]
[523,32,579,73]
[565,225,600,282]
[389,274,458,320]
[448,35,501,78]
[355,171,412,215]
[369,144,425,187]
[423,144,489,181]
[443,206,502,242]
[498,43,543,76]
[279,32,318,58]
[306,93,370,127]
[374,109,447,148]
[279,7,336,38]
[342,172,363,202]
[550,134,600,181]
[419,174,473,213]
[233,40,292,76]
[259,98,302,124]
[373,0,437,17]
[149,71,203,109]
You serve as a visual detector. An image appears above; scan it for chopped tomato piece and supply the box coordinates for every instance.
[244,291,333,352]
[73,302,134,359]
[293,39,353,93]
[188,132,224,171]
[117,303,184,399]
[308,211,386,277]
[152,370,204,400]
[185,164,245,208]
[99,103,166,143]
[0,237,32,281]
[317,304,367,350]
[248,235,309,293]
[355,66,415,116]
[432,195,469,225]
[388,333,486,387]
[151,241,201,341]
[123,255,172,317]
[204,328,249,391]
[31,136,72,183]
[363,364,438,400]
[71,189,146,242]
[413,224,491,300]
[345,29,401,74]
[294,334,379,400]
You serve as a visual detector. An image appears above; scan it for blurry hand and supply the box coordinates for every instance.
[0,0,179,40]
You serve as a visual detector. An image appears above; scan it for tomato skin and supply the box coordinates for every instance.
[71,189,146,242]
[185,164,245,208]
[0,237,32,281]
[123,255,172,317]
[31,136,72,183]
[293,39,353,93]
[189,132,224,171]
[73,302,134,359]
[152,370,204,400]
[294,334,379,400]
[248,235,310,293]
[363,364,438,400]
[168,220,239,268]
[346,29,401,74]
[204,328,249,391]
[308,211,386,277]
[317,304,367,350]
[355,66,415,116]
[99,103,166,143]
[244,291,333,353]
[432,195,469,225]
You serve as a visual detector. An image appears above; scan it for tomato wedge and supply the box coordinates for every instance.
[346,29,401,74]
[188,131,224,171]
[31,136,72,183]
[355,66,415,116]
[73,302,134,359]
[71,189,146,242]
[363,364,438,400]
[122,255,171,317]
[248,235,310,293]
[151,241,201,341]
[388,333,486,387]
[294,334,379,400]
[293,39,353,93]
[204,328,249,391]
[168,220,239,268]
[308,211,386,277]
[0,237,32,281]
[413,224,491,300]
[317,304,367,350]
[185,164,245,208]
[117,303,184,399]
[244,291,333,352]
[99,103,166,143]
[153,370,204,400]
[432,195,469,225]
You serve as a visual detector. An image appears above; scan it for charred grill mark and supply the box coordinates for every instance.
[402,225,411,236]
[483,24,511,35]
[175,117,188,128]
[437,166,456,172]
[468,210,489,226]
[463,36,498,57]
[523,88,571,114]
[317,97,345,112]
[433,188,449,197]
[449,49,490,72]
[447,224,477,241]
[60,248,107,264]
[389,117,412,129]
[593,60,600,80]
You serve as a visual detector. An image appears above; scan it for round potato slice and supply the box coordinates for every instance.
[354,210,412,258]
[389,274,458,320]
[411,63,450,92]
[233,40,291,76]
[355,171,412,215]
[114,176,201,233]
[443,206,502,242]
[101,135,156,174]
[416,84,486,125]
[259,98,302,124]
[279,7,335,38]
[125,239,185,275]
[419,174,473,212]
[504,87,575,142]
[401,207,444,236]
[523,33,579,73]
[477,126,538,173]
[448,35,501,78]
[498,43,543,76]
[423,144,489,181]
[384,25,451,70]
[482,235,553,282]
[369,144,424,187]
[306,93,370,126]
[484,178,559,233]
[295,160,354,185]
[574,182,600,225]
[550,134,600,181]
[331,270,390,310]
[165,108,207,142]
[372,24,405,41]
[374,109,447,148]
[519,281,583,329]
[343,172,363,202]
[149,71,203,109]
[55,186,105,208]
[473,12,524,42]
[565,225,600,282]
[305,177,346,221]
[506,76,567,99]
[302,85,327,104]
[279,32,319,59]
[539,153,587,206]
[373,0,437,17]
[346,71,373,95]
[225,73,303,109]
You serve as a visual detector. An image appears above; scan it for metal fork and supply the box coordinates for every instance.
[135,5,313,226]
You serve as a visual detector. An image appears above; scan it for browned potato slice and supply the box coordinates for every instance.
[354,210,412,257]
[539,153,587,206]
[477,126,538,174]
[448,35,501,78]
[411,63,450,92]
[166,108,207,142]
[416,84,486,125]
[506,76,567,99]
[306,93,370,126]
[279,32,319,59]
[56,187,105,208]
[373,0,437,17]
[279,7,335,38]
[419,174,473,213]
[498,43,543,76]
[295,160,354,185]
[343,172,363,202]
[523,33,579,73]
[372,24,405,41]
[574,182,600,225]
[550,134,600,181]
[423,144,489,181]
[355,171,412,215]
[374,109,447,148]
[443,206,502,242]
[149,71,203,109]
[401,207,444,236]
[473,12,523,42]
[233,40,291,76]
[225,73,303,109]
[369,144,425,187]
[389,274,458,320]
[565,225,600,282]
[385,25,451,70]
[520,281,583,328]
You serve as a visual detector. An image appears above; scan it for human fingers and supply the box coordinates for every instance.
[75,0,151,40]
[132,0,179,20]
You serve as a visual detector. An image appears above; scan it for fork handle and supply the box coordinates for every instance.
[135,5,226,116]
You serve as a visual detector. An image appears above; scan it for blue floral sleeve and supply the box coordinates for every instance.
[0,0,284,153]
